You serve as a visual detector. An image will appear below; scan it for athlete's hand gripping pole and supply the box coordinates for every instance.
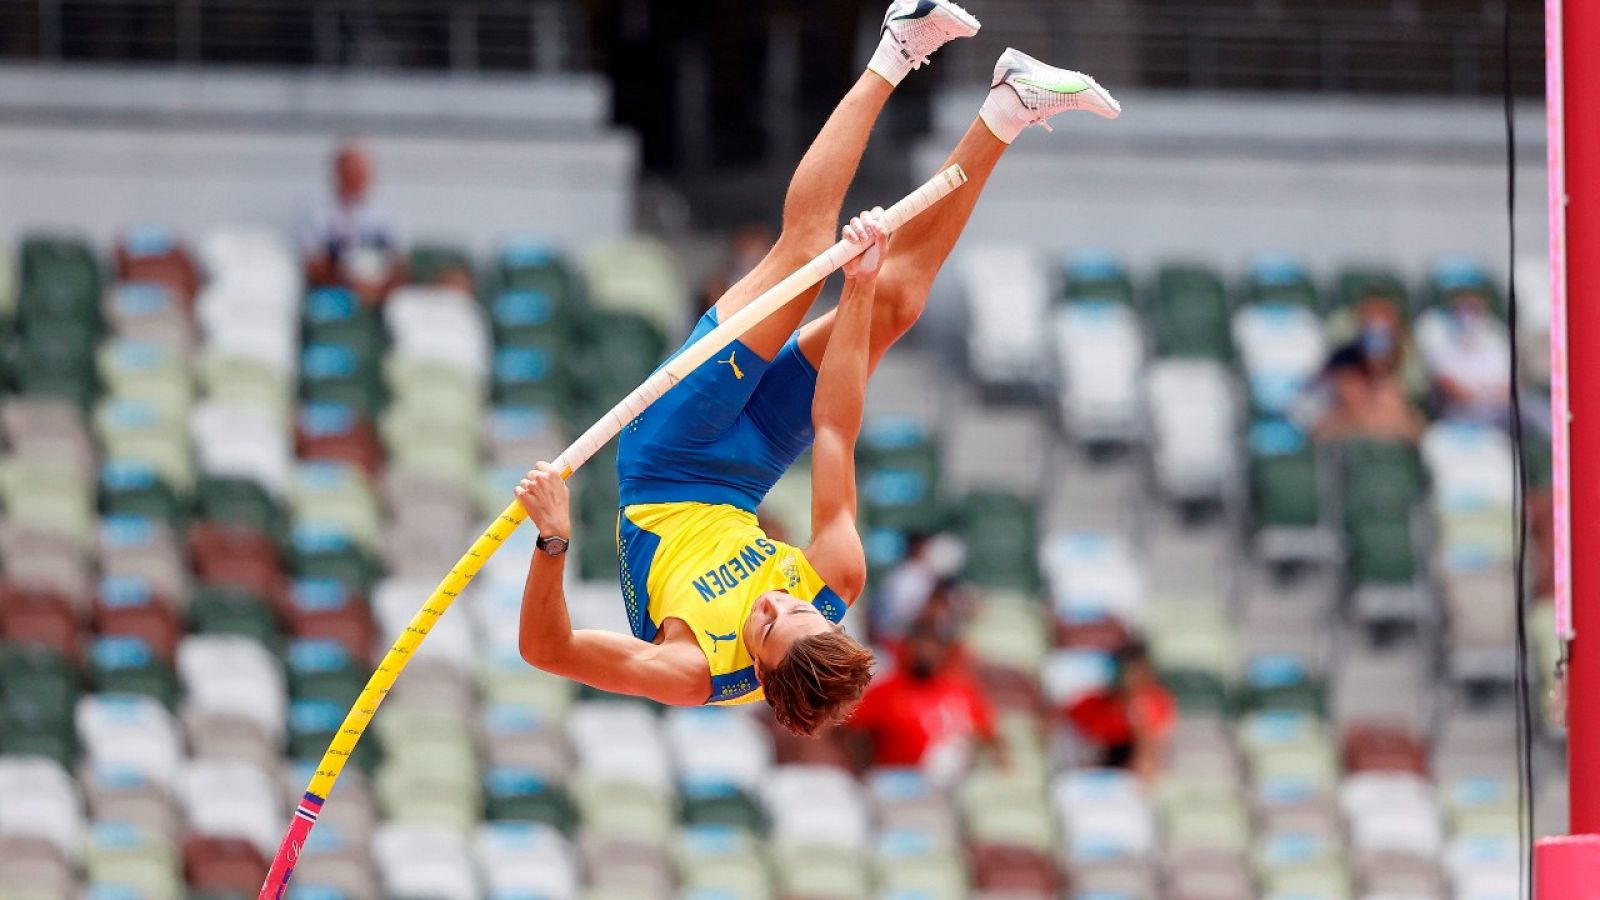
[257,163,968,899]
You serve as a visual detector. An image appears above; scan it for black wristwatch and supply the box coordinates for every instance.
[536,533,570,557]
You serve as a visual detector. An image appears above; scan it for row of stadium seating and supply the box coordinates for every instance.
[0,225,1559,900]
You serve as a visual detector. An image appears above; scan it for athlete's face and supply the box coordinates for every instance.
[746,591,832,673]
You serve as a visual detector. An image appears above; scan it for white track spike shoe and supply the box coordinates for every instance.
[868,0,980,87]
[981,47,1122,142]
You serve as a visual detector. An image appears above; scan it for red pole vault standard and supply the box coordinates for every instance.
[1560,0,1600,839]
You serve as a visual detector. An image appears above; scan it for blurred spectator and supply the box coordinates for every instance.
[1308,344,1426,444]
[698,222,776,314]
[1328,291,1426,401]
[1416,289,1512,424]
[847,621,999,780]
[873,532,968,644]
[301,140,403,305]
[875,532,938,641]
[1064,642,1175,784]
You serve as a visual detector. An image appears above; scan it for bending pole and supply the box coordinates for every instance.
[256,163,969,899]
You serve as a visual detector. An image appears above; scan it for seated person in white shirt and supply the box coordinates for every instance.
[1416,289,1512,425]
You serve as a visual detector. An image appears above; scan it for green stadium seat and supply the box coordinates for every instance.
[1150,265,1233,360]
[15,320,98,407]
[188,586,280,648]
[19,235,102,330]
[303,287,385,360]
[1250,450,1321,530]
[680,780,766,834]
[484,767,579,833]
[859,417,942,533]
[959,491,1041,593]
[0,642,78,767]
[1339,440,1425,525]
[195,477,285,541]
[1347,519,1418,585]
[1333,266,1411,314]
[301,342,385,416]
[289,698,381,775]
[286,638,366,706]
[292,524,382,594]
[1161,668,1232,716]
[573,311,668,414]
[490,288,578,349]
[492,345,571,412]
[1248,421,1324,550]
[101,460,187,527]
[1240,659,1326,716]
[495,241,584,310]
[408,243,475,288]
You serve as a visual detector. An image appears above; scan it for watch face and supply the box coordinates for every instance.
[540,536,569,555]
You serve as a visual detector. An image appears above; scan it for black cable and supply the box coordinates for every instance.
[1501,0,1536,895]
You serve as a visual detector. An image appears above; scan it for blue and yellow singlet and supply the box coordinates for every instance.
[616,501,848,705]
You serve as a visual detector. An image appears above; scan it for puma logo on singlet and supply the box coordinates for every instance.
[718,350,744,380]
[705,630,737,653]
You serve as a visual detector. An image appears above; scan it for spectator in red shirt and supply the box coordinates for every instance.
[847,621,1000,775]
[1065,641,1176,784]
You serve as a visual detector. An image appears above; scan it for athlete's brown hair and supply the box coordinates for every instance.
[761,627,874,736]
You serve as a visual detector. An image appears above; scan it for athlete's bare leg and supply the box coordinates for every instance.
[713,0,981,360]
[797,49,1122,371]
[796,118,1006,372]
[713,71,893,360]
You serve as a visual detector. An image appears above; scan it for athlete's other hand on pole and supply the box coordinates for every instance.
[515,462,572,539]
[842,207,889,279]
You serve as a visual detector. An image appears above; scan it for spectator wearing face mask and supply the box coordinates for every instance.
[847,620,1000,777]
[1415,289,1512,424]
[1327,292,1427,403]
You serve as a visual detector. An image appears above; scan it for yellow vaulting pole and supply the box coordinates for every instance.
[258,163,967,898]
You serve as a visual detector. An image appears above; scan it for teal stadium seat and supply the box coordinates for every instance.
[89,635,178,708]
[1063,251,1135,306]
[303,287,385,361]
[1425,256,1504,318]
[1243,255,1321,313]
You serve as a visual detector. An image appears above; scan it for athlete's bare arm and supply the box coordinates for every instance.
[803,211,888,604]
[514,463,710,705]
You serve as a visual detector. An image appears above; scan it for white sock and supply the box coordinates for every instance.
[867,32,913,87]
[979,85,1032,144]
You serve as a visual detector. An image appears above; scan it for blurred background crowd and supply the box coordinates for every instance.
[0,1,1559,899]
